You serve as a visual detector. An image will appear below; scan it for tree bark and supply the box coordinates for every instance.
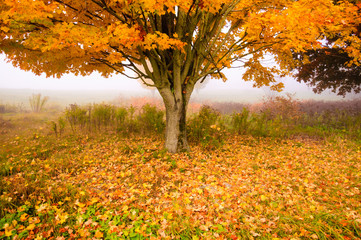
[164,99,189,153]
[154,45,195,153]
[158,87,191,153]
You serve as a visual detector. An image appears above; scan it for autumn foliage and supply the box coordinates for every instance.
[1,0,361,152]
[1,0,361,236]
[0,113,361,239]
[0,97,360,238]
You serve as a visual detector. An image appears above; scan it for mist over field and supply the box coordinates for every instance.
[1,56,360,109]
[0,89,360,113]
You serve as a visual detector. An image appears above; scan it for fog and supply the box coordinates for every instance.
[1,55,360,106]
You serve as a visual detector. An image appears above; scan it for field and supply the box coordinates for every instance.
[0,96,361,239]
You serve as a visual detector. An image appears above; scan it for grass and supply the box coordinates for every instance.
[0,103,360,239]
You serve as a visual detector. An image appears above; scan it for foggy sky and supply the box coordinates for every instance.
[0,55,359,103]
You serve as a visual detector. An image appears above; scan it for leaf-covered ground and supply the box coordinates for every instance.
[1,131,361,239]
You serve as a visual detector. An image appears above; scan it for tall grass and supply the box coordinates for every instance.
[29,94,49,113]
[138,104,165,134]
[187,106,226,149]
[65,104,88,133]
[61,103,165,136]
[230,96,361,140]
[0,103,26,113]
[45,97,361,144]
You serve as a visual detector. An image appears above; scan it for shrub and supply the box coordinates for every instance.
[65,104,88,133]
[58,117,66,137]
[29,94,49,113]
[231,108,251,134]
[123,105,139,134]
[259,94,301,122]
[91,104,115,130]
[50,121,58,137]
[50,116,67,137]
[114,107,128,130]
[138,104,165,134]
[249,112,270,137]
[0,103,24,113]
[187,105,224,149]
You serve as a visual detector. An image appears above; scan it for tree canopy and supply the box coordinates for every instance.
[1,0,360,152]
[293,1,361,96]
[294,42,361,96]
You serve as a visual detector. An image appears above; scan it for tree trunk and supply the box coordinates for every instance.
[155,47,195,153]
[159,87,191,153]
[163,98,190,153]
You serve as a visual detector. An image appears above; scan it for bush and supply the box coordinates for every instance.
[259,94,301,123]
[138,104,165,134]
[123,105,139,134]
[50,117,66,137]
[61,103,166,136]
[187,105,225,149]
[29,94,49,113]
[55,98,361,147]
[114,107,128,130]
[65,104,88,133]
[91,104,114,130]
[0,103,23,113]
[231,108,251,134]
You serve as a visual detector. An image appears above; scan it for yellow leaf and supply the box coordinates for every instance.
[5,229,13,237]
[20,213,29,222]
[35,234,43,240]
[260,195,267,201]
[12,220,17,227]
[27,223,36,231]
[90,198,99,204]
[3,223,9,230]
[94,230,103,238]
[17,206,26,212]
[75,201,85,208]
[1,26,10,32]
[122,205,128,212]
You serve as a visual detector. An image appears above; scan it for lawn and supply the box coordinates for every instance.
[0,103,360,239]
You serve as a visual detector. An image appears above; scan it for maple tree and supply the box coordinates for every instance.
[294,46,361,96]
[293,1,361,96]
[0,0,360,152]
